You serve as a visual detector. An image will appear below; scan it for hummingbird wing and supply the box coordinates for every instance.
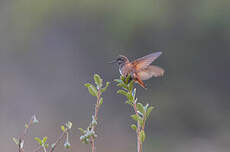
[137,65,164,80]
[132,52,162,71]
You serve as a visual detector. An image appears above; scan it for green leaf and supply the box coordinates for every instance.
[85,83,97,96]
[78,128,86,134]
[84,83,91,87]
[140,130,146,143]
[128,80,135,91]
[121,76,126,82]
[42,136,48,144]
[143,104,149,113]
[94,74,102,89]
[130,124,137,131]
[34,137,42,145]
[138,119,144,127]
[146,106,155,118]
[105,81,110,88]
[101,82,110,93]
[131,114,143,124]
[127,92,134,101]
[12,137,19,145]
[125,100,133,106]
[113,79,123,83]
[99,97,103,105]
[61,125,66,132]
[117,83,128,90]
[117,89,128,97]
[137,103,145,115]
[131,114,138,121]
[125,75,132,84]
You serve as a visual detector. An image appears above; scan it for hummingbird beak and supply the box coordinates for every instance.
[108,60,117,64]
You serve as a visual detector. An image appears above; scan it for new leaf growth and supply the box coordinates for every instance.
[79,74,109,152]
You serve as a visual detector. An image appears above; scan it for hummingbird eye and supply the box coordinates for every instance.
[119,58,124,61]
[116,56,127,65]
[116,58,123,64]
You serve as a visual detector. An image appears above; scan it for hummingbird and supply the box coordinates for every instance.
[110,52,164,88]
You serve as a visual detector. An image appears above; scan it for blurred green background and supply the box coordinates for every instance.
[1,0,230,151]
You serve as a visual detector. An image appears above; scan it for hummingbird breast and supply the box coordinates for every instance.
[119,63,134,77]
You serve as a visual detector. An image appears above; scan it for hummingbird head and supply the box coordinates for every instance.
[115,55,129,66]
[108,55,129,67]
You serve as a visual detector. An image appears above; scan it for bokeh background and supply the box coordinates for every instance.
[1,0,230,152]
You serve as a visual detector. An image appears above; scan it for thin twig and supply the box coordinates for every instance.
[90,137,95,152]
[49,131,66,152]
[32,146,43,152]
[90,91,101,152]
[19,116,34,152]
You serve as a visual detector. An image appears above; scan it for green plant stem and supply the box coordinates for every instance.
[90,91,101,152]
[116,76,154,152]
[43,146,47,152]
[133,102,143,152]
[127,86,143,152]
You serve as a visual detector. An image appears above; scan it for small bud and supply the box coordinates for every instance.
[91,116,97,126]
[64,133,70,149]
[19,140,24,149]
[51,143,55,149]
[32,115,39,124]
[64,141,71,149]
[65,121,72,129]
[80,135,86,141]
[93,133,97,138]
[64,133,71,149]
[88,130,95,137]
[91,120,97,126]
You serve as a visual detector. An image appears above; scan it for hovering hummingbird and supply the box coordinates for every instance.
[110,52,164,88]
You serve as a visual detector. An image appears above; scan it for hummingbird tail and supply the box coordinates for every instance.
[135,77,146,89]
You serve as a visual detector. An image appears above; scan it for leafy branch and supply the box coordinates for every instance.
[115,75,155,152]
[79,74,109,152]
[13,115,73,152]
[12,115,38,152]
